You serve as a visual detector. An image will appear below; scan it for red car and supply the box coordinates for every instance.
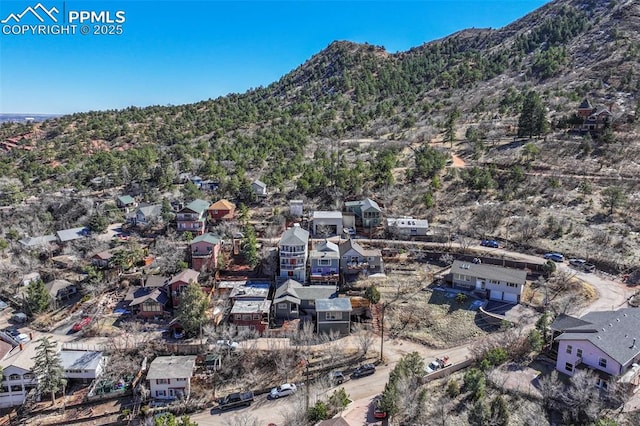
[72,316,91,332]
[373,396,387,420]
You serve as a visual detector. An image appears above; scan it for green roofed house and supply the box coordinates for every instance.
[176,199,210,235]
[344,198,382,228]
[189,233,222,271]
[116,195,137,211]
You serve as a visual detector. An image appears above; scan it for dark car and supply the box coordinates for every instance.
[544,252,565,262]
[351,363,376,379]
[216,391,254,410]
[480,239,500,248]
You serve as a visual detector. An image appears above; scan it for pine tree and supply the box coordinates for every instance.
[31,337,65,405]
[26,279,50,314]
[518,91,547,139]
[176,282,208,337]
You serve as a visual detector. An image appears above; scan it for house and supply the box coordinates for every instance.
[200,180,219,192]
[289,200,303,217]
[131,204,163,226]
[91,250,114,268]
[145,275,167,289]
[316,298,352,336]
[553,308,640,390]
[312,211,343,236]
[125,286,169,319]
[386,216,429,238]
[147,355,197,400]
[208,199,236,221]
[344,198,382,228]
[309,240,340,285]
[251,179,267,197]
[0,337,59,408]
[279,225,310,283]
[21,272,41,287]
[339,239,384,277]
[189,233,222,272]
[176,199,209,236]
[228,281,270,302]
[116,195,137,210]
[273,279,336,320]
[576,98,613,133]
[169,269,200,308]
[60,350,106,384]
[56,227,90,244]
[45,279,77,308]
[18,235,57,251]
[229,300,271,334]
[450,260,526,304]
[190,176,203,188]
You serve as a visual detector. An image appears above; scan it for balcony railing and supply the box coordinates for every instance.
[310,274,339,281]
[280,251,306,257]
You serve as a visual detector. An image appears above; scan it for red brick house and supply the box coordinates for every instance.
[189,233,222,272]
[208,199,236,221]
[169,269,200,308]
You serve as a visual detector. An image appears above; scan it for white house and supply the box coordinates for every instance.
[312,211,343,236]
[147,355,196,400]
[450,260,526,304]
[60,350,106,384]
[386,216,429,237]
[251,179,267,197]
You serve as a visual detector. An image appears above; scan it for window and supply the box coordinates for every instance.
[576,349,583,358]
[506,283,518,288]
[155,390,166,397]
[597,379,609,390]
[599,358,607,368]
[176,378,186,382]
[565,362,574,372]
[242,314,251,321]
[253,314,260,320]
[8,374,20,381]
[319,259,330,266]
[489,279,499,284]
[23,373,33,380]
[566,345,573,354]
[278,303,287,309]
[326,312,342,320]
[157,379,168,384]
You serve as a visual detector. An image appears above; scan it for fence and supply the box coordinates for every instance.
[421,357,475,383]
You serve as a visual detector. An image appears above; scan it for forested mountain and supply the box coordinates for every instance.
[1,0,639,270]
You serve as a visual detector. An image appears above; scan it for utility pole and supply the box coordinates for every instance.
[379,304,385,363]
[305,359,310,413]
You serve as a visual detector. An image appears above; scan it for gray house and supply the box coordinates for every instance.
[279,225,310,283]
[339,239,384,277]
[450,260,526,304]
[316,298,352,336]
[273,279,337,320]
[344,198,382,228]
[131,204,163,226]
[309,240,340,285]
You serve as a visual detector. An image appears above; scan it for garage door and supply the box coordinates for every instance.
[503,292,518,304]
[490,290,503,301]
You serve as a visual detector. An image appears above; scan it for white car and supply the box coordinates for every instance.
[216,340,239,350]
[269,383,297,399]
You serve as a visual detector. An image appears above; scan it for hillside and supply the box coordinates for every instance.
[0,0,639,271]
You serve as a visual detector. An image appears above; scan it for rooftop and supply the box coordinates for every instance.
[60,350,104,371]
[450,260,527,285]
[280,225,310,246]
[316,298,352,312]
[191,233,222,245]
[230,299,271,315]
[313,211,343,220]
[146,355,197,380]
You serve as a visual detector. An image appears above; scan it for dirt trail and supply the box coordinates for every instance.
[451,154,466,167]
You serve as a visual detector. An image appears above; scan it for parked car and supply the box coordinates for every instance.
[583,263,596,273]
[351,363,376,379]
[269,383,297,399]
[216,391,254,410]
[216,340,239,350]
[569,258,586,267]
[544,252,565,262]
[0,300,8,310]
[480,239,500,248]
[329,371,345,385]
[72,316,91,332]
[11,312,27,323]
[373,396,387,420]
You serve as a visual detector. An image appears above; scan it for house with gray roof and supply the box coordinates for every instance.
[273,279,337,320]
[450,260,526,304]
[386,216,429,238]
[45,279,77,308]
[146,355,197,400]
[189,233,222,271]
[312,211,343,236]
[56,227,90,243]
[18,235,57,250]
[60,350,106,384]
[554,308,640,390]
[125,286,169,319]
[131,204,162,226]
[251,179,267,197]
[344,198,382,228]
[309,240,340,285]
[316,298,352,336]
[279,224,310,283]
[339,239,384,277]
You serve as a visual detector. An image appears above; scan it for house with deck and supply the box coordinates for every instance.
[189,233,222,272]
[553,308,640,390]
[147,355,197,400]
[229,300,271,334]
[131,204,163,226]
[279,225,309,283]
[125,286,169,319]
[168,269,200,308]
[60,350,107,384]
[450,260,526,304]
[176,199,209,236]
[339,239,384,277]
[309,240,340,285]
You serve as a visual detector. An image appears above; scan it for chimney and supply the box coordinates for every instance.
[633,338,637,348]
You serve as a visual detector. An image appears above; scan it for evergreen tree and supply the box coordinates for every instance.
[175,282,208,337]
[364,285,381,305]
[490,395,510,426]
[518,91,548,139]
[602,186,627,216]
[242,225,259,268]
[26,279,50,314]
[32,337,65,405]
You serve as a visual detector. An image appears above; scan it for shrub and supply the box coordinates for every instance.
[446,379,461,398]
[308,401,328,423]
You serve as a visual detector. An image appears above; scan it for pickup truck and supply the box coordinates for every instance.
[216,391,254,410]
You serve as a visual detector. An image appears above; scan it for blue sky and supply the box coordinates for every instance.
[0,0,549,114]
